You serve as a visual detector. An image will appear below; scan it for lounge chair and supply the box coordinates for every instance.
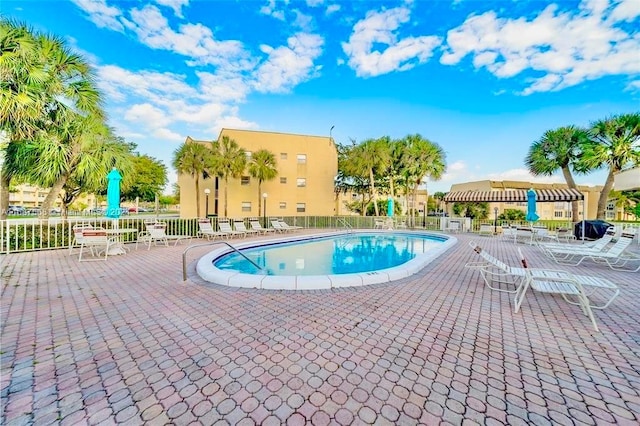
[138,222,192,249]
[542,232,639,270]
[467,242,619,310]
[197,219,228,240]
[445,220,460,233]
[249,219,275,235]
[218,220,246,238]
[233,219,260,236]
[537,226,615,251]
[278,220,303,231]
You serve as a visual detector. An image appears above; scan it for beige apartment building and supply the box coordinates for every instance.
[8,183,97,211]
[178,129,338,219]
[447,180,603,220]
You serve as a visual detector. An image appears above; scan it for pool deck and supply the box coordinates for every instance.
[1,231,639,425]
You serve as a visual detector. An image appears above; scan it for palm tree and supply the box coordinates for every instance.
[352,138,391,216]
[400,134,446,226]
[173,141,214,218]
[212,135,247,217]
[524,126,588,223]
[581,113,640,219]
[18,115,133,219]
[0,19,104,219]
[247,149,277,216]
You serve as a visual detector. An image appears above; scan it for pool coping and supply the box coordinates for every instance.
[196,229,458,290]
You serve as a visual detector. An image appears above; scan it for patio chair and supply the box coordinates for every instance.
[478,224,494,237]
[197,219,228,240]
[467,242,619,310]
[79,228,115,262]
[501,226,517,242]
[69,222,95,256]
[249,219,275,235]
[445,220,460,233]
[138,222,192,249]
[218,220,246,238]
[514,227,535,244]
[233,219,260,236]
[537,226,615,252]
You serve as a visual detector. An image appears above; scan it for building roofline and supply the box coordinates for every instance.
[218,128,332,140]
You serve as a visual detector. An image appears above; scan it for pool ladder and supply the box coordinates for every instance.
[181,241,266,282]
[336,217,354,233]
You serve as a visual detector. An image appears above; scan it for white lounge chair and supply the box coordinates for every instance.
[467,242,619,310]
[233,219,260,236]
[271,220,290,233]
[278,220,303,231]
[543,232,638,270]
[219,220,246,238]
[445,220,460,233]
[138,222,192,249]
[249,219,275,235]
[197,219,228,240]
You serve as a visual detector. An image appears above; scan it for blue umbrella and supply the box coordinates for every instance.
[387,197,394,217]
[526,189,539,222]
[105,168,122,219]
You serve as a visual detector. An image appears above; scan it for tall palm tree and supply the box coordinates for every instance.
[581,113,640,219]
[173,141,214,218]
[0,19,104,219]
[524,126,588,222]
[212,135,247,217]
[352,138,390,216]
[400,134,446,226]
[247,149,278,217]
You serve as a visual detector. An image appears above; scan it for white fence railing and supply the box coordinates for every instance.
[1,216,637,254]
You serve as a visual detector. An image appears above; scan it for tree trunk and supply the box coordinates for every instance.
[224,177,229,217]
[195,176,201,218]
[596,170,616,220]
[38,175,69,220]
[258,180,263,217]
[561,166,580,224]
[0,172,11,221]
[369,168,378,216]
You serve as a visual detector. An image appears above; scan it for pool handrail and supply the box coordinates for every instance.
[182,240,266,282]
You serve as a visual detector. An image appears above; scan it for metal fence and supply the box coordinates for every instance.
[1,216,637,254]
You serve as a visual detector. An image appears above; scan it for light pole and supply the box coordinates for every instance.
[204,188,210,218]
[262,192,268,227]
[494,207,499,234]
[420,202,426,228]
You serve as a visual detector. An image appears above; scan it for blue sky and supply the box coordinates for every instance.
[5,0,640,194]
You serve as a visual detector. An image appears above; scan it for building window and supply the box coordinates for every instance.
[241,202,251,212]
[554,211,563,218]
[296,203,306,213]
[241,176,250,185]
[280,177,287,184]
[296,178,306,187]
[281,153,288,160]
[297,154,306,164]
[279,202,286,209]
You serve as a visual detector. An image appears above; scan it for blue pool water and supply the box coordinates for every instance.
[213,232,447,276]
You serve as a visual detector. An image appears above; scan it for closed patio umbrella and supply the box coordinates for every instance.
[105,168,122,220]
[526,189,539,223]
[387,197,394,217]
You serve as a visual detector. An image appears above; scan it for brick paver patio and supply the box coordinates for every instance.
[1,232,639,425]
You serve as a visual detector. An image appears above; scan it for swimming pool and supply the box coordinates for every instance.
[196,230,457,290]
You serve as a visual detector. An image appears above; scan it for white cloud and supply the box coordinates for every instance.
[253,33,324,93]
[260,0,285,21]
[71,0,125,32]
[306,0,324,6]
[625,79,640,91]
[152,127,183,142]
[326,4,340,15]
[154,0,189,18]
[441,0,640,95]
[124,103,169,127]
[342,7,442,77]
